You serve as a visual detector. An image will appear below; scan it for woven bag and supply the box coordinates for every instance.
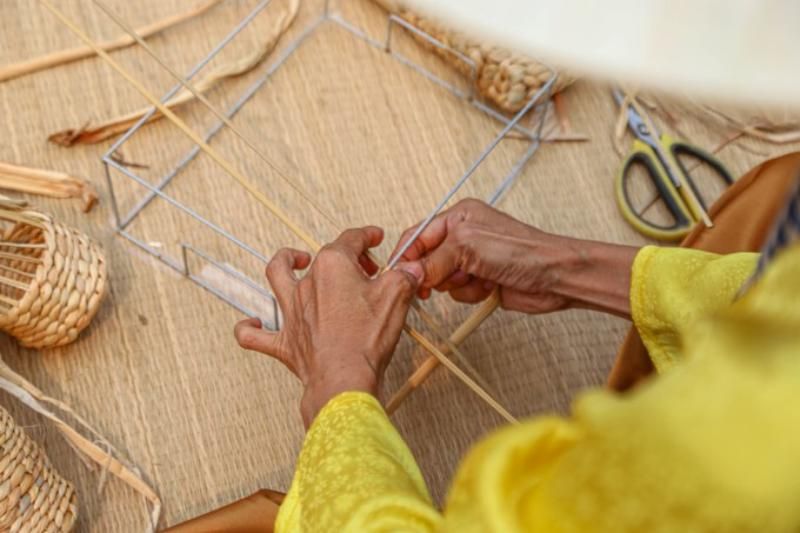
[372,0,575,112]
[0,405,78,532]
[0,199,107,348]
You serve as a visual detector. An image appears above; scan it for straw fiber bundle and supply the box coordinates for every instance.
[0,198,107,349]
[371,0,575,112]
[0,405,78,532]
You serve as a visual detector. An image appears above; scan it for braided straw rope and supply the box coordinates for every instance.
[0,405,78,532]
[0,199,107,349]
[372,0,574,112]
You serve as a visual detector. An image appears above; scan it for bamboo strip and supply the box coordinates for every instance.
[388,290,500,412]
[0,0,222,83]
[49,0,299,147]
[0,274,30,292]
[403,322,514,424]
[0,252,41,265]
[0,161,98,212]
[0,211,45,230]
[0,294,19,307]
[0,263,37,279]
[43,0,516,423]
[409,299,498,398]
[0,241,47,249]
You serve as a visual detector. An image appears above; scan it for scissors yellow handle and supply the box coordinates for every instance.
[615,134,734,241]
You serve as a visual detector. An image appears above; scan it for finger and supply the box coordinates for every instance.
[234,318,282,358]
[413,236,462,289]
[358,252,380,277]
[389,215,449,262]
[435,270,471,292]
[378,264,423,332]
[449,279,494,304]
[387,261,424,297]
[333,226,384,258]
[266,248,310,309]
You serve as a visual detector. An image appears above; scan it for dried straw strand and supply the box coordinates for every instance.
[49,0,299,147]
[0,359,161,532]
[45,0,517,423]
[0,0,222,83]
[699,104,800,144]
[0,162,97,212]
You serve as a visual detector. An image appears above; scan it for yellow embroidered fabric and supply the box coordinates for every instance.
[277,245,800,532]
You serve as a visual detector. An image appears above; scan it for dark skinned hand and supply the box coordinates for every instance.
[234,227,423,427]
[391,199,637,318]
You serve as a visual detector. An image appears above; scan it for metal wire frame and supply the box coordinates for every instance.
[101,0,556,332]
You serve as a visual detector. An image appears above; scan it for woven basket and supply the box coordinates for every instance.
[0,199,107,349]
[373,0,575,113]
[0,405,78,532]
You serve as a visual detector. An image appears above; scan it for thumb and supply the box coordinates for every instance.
[416,240,462,289]
[382,261,424,299]
[234,318,281,358]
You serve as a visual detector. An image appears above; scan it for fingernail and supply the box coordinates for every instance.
[397,261,424,284]
[451,270,469,284]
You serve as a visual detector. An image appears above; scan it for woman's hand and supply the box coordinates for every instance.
[234,227,422,427]
[391,199,638,318]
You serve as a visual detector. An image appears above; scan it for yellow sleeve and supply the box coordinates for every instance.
[630,246,757,372]
[276,392,442,532]
[444,244,800,532]
[278,246,799,533]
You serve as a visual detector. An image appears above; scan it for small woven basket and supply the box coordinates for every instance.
[0,405,78,532]
[373,0,575,113]
[0,198,107,348]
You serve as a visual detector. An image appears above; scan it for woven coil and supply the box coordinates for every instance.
[0,201,107,349]
[0,405,78,532]
[373,0,575,112]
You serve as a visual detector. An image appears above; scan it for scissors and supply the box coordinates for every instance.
[612,88,734,241]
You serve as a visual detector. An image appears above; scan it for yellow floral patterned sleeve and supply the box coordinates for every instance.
[630,246,759,372]
[276,392,442,532]
[277,245,800,533]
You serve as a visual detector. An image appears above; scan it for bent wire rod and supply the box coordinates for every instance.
[42,0,519,424]
[386,77,553,269]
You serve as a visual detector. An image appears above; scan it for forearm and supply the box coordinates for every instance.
[535,233,639,319]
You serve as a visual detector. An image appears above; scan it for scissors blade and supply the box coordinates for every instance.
[612,88,660,151]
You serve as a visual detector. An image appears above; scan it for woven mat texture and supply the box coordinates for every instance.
[1,0,798,530]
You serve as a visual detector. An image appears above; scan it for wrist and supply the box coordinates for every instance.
[300,368,378,428]
[543,234,639,319]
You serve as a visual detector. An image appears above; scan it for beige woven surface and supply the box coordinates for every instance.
[1,0,799,531]
[0,405,78,532]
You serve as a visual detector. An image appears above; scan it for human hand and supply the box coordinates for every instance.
[391,199,637,317]
[234,227,423,427]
